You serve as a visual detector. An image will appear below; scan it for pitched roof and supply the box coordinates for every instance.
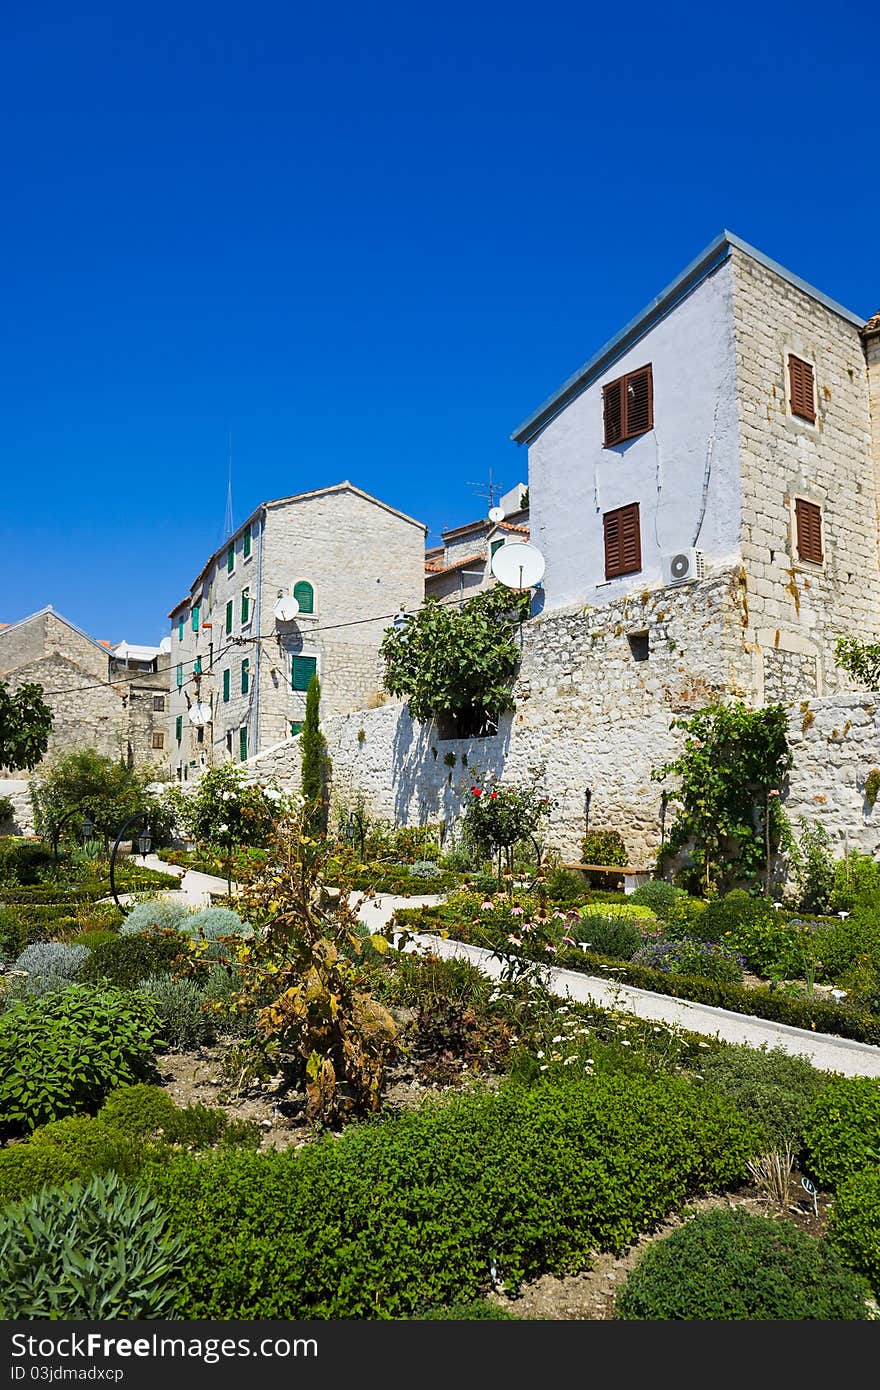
[511,230,867,445]
[863,309,880,334]
[0,605,114,659]
[425,552,486,577]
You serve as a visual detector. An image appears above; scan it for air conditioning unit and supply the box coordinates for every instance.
[662,549,705,586]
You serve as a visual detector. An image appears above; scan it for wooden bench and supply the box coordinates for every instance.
[561,863,654,896]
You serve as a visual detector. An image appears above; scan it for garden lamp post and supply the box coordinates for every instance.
[659,790,669,850]
[51,805,95,863]
[584,787,592,836]
[109,810,154,911]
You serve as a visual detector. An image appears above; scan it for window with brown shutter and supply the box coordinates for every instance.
[795,498,823,564]
[789,354,816,423]
[604,502,642,579]
[603,365,653,446]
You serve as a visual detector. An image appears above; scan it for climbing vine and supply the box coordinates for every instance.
[653,701,792,895]
[834,635,880,690]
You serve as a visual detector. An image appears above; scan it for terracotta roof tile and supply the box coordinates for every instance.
[498,521,530,536]
[863,308,880,334]
[425,552,486,576]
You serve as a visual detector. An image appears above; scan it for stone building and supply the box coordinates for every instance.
[513,230,880,705]
[166,481,426,780]
[0,606,169,791]
[424,482,529,604]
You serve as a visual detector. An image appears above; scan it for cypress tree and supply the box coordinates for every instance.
[300,673,327,832]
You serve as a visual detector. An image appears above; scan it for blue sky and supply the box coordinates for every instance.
[1,1,876,644]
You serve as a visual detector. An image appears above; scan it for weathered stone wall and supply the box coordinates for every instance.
[0,780,36,836]
[730,249,880,699]
[4,653,125,765]
[238,575,880,868]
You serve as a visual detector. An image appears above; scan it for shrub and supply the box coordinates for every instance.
[0,985,161,1135]
[814,915,880,981]
[0,1173,189,1320]
[615,1208,871,1320]
[0,1144,82,1205]
[179,907,252,961]
[408,860,442,879]
[121,898,190,935]
[145,1072,754,1318]
[0,837,54,885]
[422,1301,516,1319]
[697,1043,830,1150]
[71,928,118,951]
[836,953,880,1013]
[788,816,835,914]
[699,890,774,940]
[830,851,880,913]
[467,872,500,896]
[629,880,688,919]
[12,942,90,995]
[82,932,184,986]
[829,1169,880,1293]
[580,829,627,867]
[630,937,744,984]
[574,912,643,960]
[544,866,590,905]
[0,907,28,961]
[138,974,217,1049]
[802,1077,880,1190]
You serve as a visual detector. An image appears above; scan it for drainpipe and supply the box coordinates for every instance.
[251,507,265,755]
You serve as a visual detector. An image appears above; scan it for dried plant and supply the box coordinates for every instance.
[746,1145,795,1209]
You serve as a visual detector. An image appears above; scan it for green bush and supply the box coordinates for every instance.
[830,851,880,913]
[421,1301,516,1319]
[71,928,118,951]
[0,986,161,1135]
[138,974,217,1049]
[631,936,744,984]
[0,1173,189,1320]
[836,954,880,1013]
[629,880,688,919]
[0,837,54,885]
[544,866,591,905]
[829,1168,880,1293]
[574,912,643,960]
[0,1144,82,1205]
[121,898,191,935]
[697,1044,830,1150]
[0,907,27,961]
[82,932,184,987]
[580,829,627,867]
[803,1077,880,1190]
[615,1208,871,1320]
[814,915,880,981]
[146,1072,755,1318]
[698,890,775,940]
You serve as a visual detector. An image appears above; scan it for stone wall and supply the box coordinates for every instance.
[237,575,880,869]
[730,249,880,699]
[0,780,35,836]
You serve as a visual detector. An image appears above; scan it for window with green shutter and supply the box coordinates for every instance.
[225,600,233,635]
[293,580,314,614]
[241,587,250,624]
[239,726,248,761]
[178,617,184,642]
[490,538,504,558]
[241,658,249,694]
[176,664,183,688]
[291,655,317,691]
[243,524,252,559]
[191,604,200,632]
[290,721,303,737]
[175,715,183,742]
[193,657,202,676]
[223,669,230,702]
[227,543,235,574]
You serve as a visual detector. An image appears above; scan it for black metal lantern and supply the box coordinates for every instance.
[137,828,152,859]
[81,813,95,844]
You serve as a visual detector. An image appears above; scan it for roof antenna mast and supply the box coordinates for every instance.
[466,466,500,512]
[224,432,234,538]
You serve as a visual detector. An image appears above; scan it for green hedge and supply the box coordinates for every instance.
[616,1207,872,1320]
[396,910,880,1046]
[145,1072,756,1319]
[829,1169,880,1293]
[802,1077,880,1190]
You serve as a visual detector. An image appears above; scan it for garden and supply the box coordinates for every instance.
[1,683,879,1321]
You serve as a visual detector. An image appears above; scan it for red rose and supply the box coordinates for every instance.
[489,792,498,799]
[471,787,482,797]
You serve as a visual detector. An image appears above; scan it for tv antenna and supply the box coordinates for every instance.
[466,467,501,511]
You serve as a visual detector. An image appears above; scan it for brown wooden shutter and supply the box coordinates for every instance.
[795,498,823,563]
[789,355,816,422]
[603,378,624,446]
[604,502,641,578]
[625,365,653,436]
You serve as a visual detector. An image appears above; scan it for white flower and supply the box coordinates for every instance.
[217,823,229,834]
[536,1050,544,1058]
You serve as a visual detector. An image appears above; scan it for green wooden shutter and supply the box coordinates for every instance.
[227,543,235,574]
[241,587,250,624]
[293,580,314,614]
[175,715,182,742]
[243,524,251,559]
[290,721,303,737]
[191,604,199,632]
[241,658,249,694]
[223,669,230,702]
[176,664,183,688]
[193,657,202,675]
[291,655,317,691]
[178,617,184,642]
[239,726,248,761]
[490,538,504,558]
[225,600,233,635]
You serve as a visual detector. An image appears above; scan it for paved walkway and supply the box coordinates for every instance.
[119,874,880,1077]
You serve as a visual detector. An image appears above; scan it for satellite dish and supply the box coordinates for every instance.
[188,701,212,727]
[490,540,545,589]
[274,595,300,622]
[159,636,172,654]
[488,506,505,523]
